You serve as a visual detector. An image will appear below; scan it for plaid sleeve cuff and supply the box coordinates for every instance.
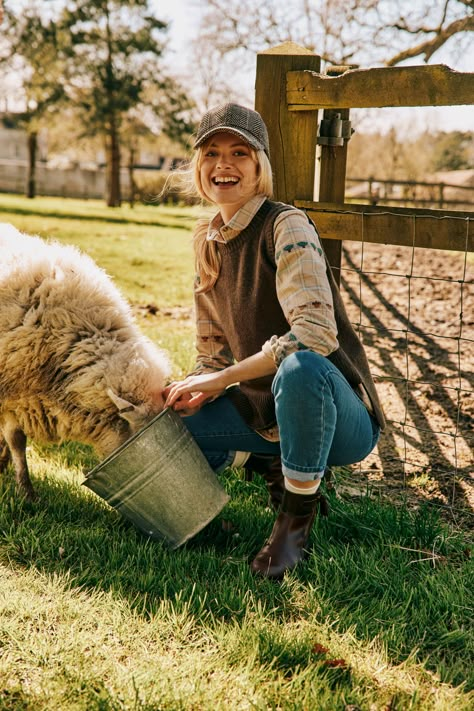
[262,333,309,366]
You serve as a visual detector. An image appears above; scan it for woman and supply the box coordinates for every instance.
[164,103,384,579]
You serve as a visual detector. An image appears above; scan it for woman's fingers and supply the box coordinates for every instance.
[185,392,209,408]
[164,384,190,408]
[162,382,177,400]
[163,372,227,409]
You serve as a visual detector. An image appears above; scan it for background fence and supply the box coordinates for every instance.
[346,176,474,210]
[255,43,473,520]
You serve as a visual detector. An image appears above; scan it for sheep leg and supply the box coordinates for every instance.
[2,423,36,501]
[0,436,11,471]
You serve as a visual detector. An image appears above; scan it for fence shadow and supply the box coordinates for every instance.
[338,242,473,521]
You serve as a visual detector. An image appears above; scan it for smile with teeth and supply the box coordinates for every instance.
[212,176,240,184]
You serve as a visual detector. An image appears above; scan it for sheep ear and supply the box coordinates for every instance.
[107,388,142,427]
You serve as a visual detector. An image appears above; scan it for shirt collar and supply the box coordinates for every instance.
[206,195,267,243]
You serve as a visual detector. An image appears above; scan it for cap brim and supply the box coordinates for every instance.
[194,126,265,153]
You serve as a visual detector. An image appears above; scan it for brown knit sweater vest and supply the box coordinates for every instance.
[209,199,385,431]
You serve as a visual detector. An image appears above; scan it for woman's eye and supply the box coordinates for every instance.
[203,149,249,157]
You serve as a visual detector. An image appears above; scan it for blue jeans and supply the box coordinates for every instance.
[182,351,380,482]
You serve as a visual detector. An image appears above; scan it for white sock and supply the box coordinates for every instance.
[284,478,322,495]
[231,451,251,468]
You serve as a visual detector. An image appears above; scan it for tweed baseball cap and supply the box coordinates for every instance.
[194,103,270,157]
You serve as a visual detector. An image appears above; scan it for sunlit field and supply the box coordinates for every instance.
[0,195,472,710]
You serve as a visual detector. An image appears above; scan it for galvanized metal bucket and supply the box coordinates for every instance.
[83,407,229,548]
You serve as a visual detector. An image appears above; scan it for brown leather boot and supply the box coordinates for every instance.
[244,455,285,511]
[250,488,329,579]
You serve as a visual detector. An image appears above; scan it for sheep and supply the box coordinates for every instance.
[0,223,171,501]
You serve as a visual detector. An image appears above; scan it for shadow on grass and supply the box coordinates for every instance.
[340,244,473,521]
[0,203,193,230]
[0,463,472,691]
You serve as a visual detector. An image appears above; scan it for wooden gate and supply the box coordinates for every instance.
[255,43,474,513]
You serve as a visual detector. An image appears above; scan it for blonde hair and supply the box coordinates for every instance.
[192,144,273,292]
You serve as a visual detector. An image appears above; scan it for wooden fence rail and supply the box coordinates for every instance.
[287,64,474,109]
[255,43,474,275]
[295,201,473,253]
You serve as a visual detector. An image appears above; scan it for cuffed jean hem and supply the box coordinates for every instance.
[281,463,326,482]
[217,450,237,474]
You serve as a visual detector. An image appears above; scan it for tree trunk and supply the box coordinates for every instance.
[106,119,121,207]
[128,145,136,209]
[26,131,37,199]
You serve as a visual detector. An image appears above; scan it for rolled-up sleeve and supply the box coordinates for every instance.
[262,209,338,365]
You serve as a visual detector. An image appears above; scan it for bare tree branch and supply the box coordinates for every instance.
[386,14,474,65]
[186,0,474,107]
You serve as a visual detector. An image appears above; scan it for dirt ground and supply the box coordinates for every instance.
[338,241,473,526]
[141,241,473,527]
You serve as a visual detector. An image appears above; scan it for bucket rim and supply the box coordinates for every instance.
[84,406,175,481]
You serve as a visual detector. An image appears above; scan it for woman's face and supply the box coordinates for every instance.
[199,131,259,220]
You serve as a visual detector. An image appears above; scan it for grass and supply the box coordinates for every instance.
[0,193,203,377]
[0,194,473,710]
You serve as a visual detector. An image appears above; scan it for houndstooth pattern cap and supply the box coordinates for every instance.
[194,103,270,157]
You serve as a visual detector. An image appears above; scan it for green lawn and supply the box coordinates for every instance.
[0,195,472,710]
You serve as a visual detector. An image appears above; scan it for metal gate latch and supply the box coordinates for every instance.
[317,113,353,146]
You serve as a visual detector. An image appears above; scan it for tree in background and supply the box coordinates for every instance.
[383,0,474,66]
[57,0,194,206]
[347,128,473,189]
[0,4,66,198]
[431,131,473,171]
[190,0,473,104]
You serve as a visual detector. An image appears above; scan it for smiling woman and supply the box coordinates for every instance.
[199,135,259,222]
[161,102,385,580]
[191,102,273,222]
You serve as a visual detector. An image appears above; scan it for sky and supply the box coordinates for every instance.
[158,0,474,134]
[2,0,472,134]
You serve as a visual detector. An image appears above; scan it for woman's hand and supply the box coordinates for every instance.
[163,372,228,414]
[161,387,201,416]
[163,351,276,415]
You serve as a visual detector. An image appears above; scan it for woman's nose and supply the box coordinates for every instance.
[216,155,231,168]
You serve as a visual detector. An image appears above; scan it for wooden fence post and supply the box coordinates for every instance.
[255,42,321,205]
[439,183,445,209]
[315,68,352,286]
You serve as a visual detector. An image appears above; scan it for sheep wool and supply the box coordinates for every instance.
[0,223,171,500]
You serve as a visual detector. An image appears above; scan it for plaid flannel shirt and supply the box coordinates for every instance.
[192,195,338,377]
[193,195,338,372]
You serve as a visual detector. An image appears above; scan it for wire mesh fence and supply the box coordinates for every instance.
[333,209,473,522]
